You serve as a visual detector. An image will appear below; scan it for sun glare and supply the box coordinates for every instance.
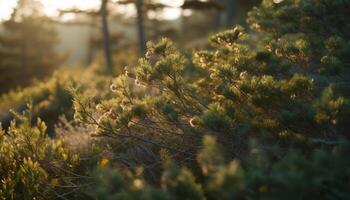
[0,0,17,20]
[0,0,185,21]
[41,0,101,16]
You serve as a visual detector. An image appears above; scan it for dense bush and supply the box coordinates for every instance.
[87,136,350,200]
[74,0,350,161]
[0,107,81,200]
[0,68,114,134]
[0,72,76,133]
[1,0,350,199]
[71,0,350,198]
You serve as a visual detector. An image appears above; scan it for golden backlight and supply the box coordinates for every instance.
[0,0,184,21]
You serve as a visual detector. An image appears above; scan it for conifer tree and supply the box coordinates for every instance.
[1,0,350,199]
[60,0,114,74]
[72,0,350,177]
[0,0,64,93]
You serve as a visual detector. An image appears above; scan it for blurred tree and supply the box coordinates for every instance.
[181,0,224,10]
[116,0,172,55]
[225,0,237,28]
[61,0,167,72]
[0,0,64,93]
[213,0,225,31]
[181,0,224,42]
[182,0,260,31]
[181,0,230,32]
[135,0,146,55]
[59,0,114,74]
[236,0,260,24]
[101,0,114,73]
[116,0,147,55]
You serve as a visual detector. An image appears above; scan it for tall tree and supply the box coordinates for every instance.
[100,0,114,73]
[135,0,146,55]
[181,0,224,31]
[60,0,114,74]
[0,0,64,93]
[225,0,236,28]
[213,0,225,31]
[182,0,259,31]
[116,0,170,55]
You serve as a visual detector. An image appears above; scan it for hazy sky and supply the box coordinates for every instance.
[0,0,184,21]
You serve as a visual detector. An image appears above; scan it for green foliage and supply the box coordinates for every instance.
[87,136,350,199]
[161,161,204,200]
[2,0,350,198]
[0,107,80,200]
[0,71,76,133]
[68,0,350,198]
[66,1,350,198]
[0,0,65,93]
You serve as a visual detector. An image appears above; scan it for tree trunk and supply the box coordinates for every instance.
[213,0,225,31]
[100,0,113,73]
[226,0,236,28]
[135,0,146,55]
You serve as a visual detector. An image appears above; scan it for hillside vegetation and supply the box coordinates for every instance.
[1,0,350,199]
